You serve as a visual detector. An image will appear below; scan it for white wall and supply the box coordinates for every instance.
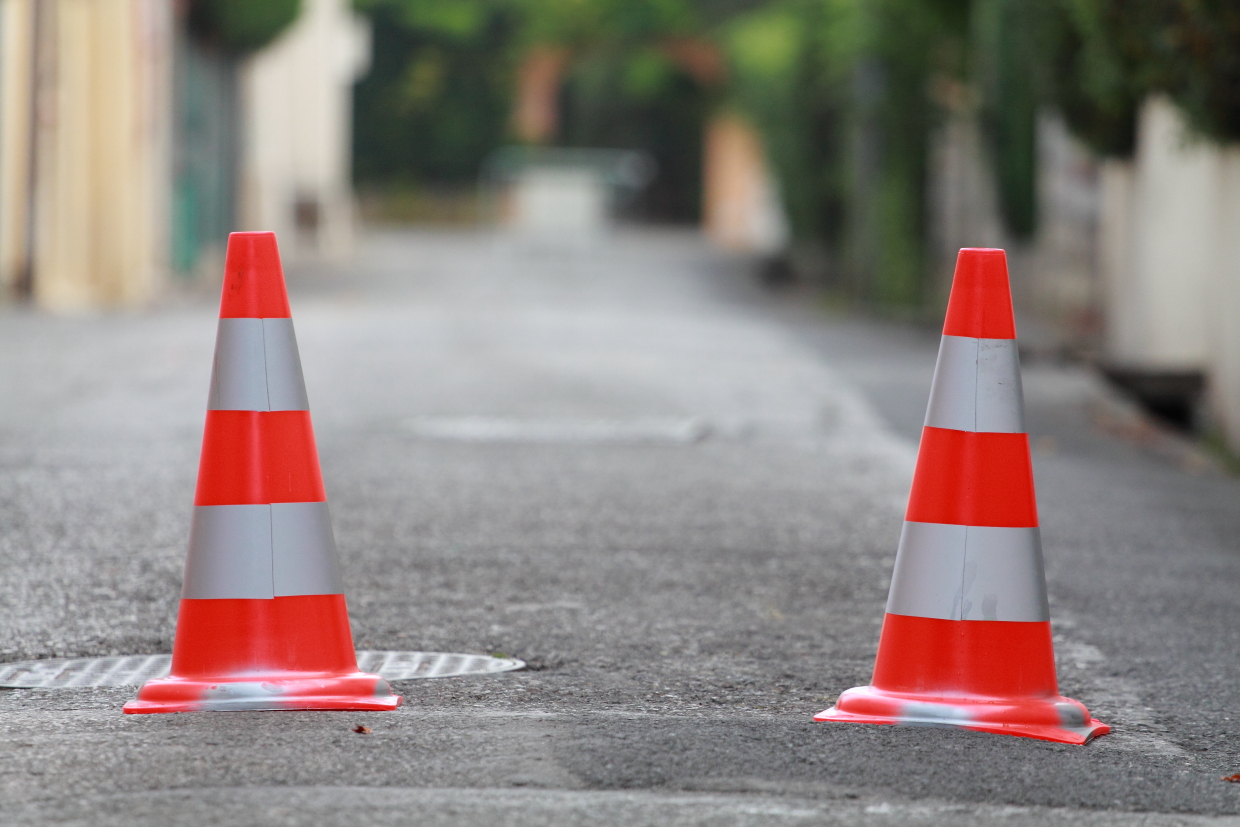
[1105,97,1216,370]
[238,0,370,260]
[0,0,172,310]
[1100,95,1240,451]
[0,0,36,292]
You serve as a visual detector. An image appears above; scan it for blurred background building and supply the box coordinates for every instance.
[238,0,369,261]
[0,0,368,301]
[1,0,1239,450]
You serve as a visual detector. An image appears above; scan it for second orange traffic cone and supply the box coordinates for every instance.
[814,248,1108,744]
[125,232,401,713]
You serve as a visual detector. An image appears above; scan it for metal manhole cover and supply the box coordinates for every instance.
[0,651,523,689]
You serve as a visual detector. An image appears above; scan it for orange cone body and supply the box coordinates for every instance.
[814,248,1108,744]
[125,233,401,713]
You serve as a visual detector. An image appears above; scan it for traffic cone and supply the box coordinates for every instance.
[125,232,401,713]
[814,248,1108,744]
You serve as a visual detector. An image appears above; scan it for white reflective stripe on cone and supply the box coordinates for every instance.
[208,319,267,411]
[886,521,1049,622]
[961,525,1049,621]
[886,522,965,620]
[976,338,1025,432]
[261,319,310,411]
[182,503,342,599]
[271,501,343,596]
[923,336,1025,433]
[207,318,309,412]
[183,504,274,599]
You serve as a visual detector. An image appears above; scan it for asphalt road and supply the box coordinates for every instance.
[1,228,1238,825]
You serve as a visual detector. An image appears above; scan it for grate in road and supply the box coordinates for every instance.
[356,650,523,680]
[0,651,523,689]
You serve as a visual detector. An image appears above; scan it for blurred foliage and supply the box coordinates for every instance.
[188,0,301,52]
[352,2,514,186]
[352,0,718,220]
[974,0,1050,238]
[557,51,713,221]
[512,0,699,48]
[351,0,1240,304]
[1047,1,1240,151]
[1045,0,1150,157]
[861,0,970,302]
[1157,1,1240,142]
[721,0,969,302]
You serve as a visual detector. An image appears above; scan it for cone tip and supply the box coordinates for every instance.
[943,247,1015,339]
[220,232,291,319]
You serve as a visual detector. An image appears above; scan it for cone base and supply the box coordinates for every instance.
[123,672,401,714]
[814,685,1109,745]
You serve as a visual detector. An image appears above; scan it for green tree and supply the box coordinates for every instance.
[1046,0,1240,154]
[974,0,1053,238]
[189,0,302,52]
[353,0,720,217]
[724,0,969,304]
[352,1,514,186]
[1159,0,1240,141]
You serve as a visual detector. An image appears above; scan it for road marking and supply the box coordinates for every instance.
[404,416,710,444]
[1053,633,1186,756]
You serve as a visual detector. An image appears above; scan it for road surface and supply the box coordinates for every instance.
[1,229,1237,825]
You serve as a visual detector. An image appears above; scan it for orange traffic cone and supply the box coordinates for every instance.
[815,248,1108,744]
[125,232,401,713]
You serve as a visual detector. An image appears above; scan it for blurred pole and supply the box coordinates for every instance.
[0,0,36,296]
[512,47,567,145]
[170,24,239,279]
[701,113,787,255]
